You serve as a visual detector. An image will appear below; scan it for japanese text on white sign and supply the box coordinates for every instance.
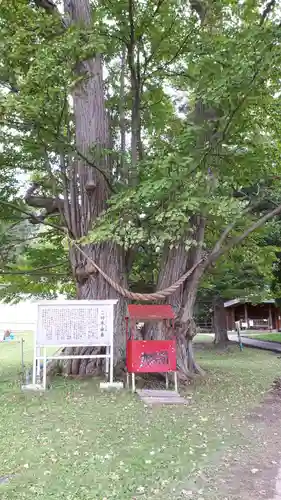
[36,301,115,346]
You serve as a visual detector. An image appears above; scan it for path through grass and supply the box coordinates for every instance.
[245,332,281,343]
[1,333,281,499]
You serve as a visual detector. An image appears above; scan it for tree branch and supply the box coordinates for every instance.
[150,0,165,20]
[0,199,65,233]
[34,0,57,14]
[190,0,207,23]
[0,271,67,277]
[137,0,165,42]
[209,202,281,264]
[2,114,116,194]
[260,0,276,25]
[183,55,267,181]
[24,182,64,212]
[209,200,264,257]
[141,8,177,75]
[56,92,68,139]
[74,149,116,193]
[0,261,70,278]
[0,80,19,94]
[0,231,56,254]
[158,70,196,82]
[33,0,67,26]
[221,68,260,141]
[23,181,68,231]
[3,262,67,273]
[159,28,193,70]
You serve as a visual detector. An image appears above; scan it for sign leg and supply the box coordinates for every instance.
[165,372,169,390]
[36,347,41,382]
[43,347,47,390]
[174,371,178,393]
[32,343,37,385]
[109,345,114,384]
[21,338,24,377]
[105,346,109,380]
[132,372,136,393]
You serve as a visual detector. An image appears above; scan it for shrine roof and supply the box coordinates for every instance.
[126,304,175,320]
[224,298,275,308]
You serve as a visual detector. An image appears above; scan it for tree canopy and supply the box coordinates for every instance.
[1,0,281,376]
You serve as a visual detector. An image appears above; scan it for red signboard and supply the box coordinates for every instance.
[125,304,177,392]
[127,304,175,321]
[126,339,177,373]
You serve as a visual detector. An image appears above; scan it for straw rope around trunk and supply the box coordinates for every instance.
[70,237,204,301]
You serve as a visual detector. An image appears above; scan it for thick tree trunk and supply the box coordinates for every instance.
[77,244,127,363]
[213,296,229,345]
[152,219,206,381]
[127,0,142,182]
[60,0,127,376]
[119,46,128,182]
[177,265,206,378]
[141,243,188,340]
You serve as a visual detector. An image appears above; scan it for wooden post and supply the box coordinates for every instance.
[231,307,235,331]
[244,303,249,330]
[273,308,277,331]
[269,303,273,332]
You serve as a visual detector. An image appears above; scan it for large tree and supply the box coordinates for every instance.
[1,0,281,379]
[85,0,281,375]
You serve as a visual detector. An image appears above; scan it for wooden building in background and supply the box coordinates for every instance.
[224,299,281,331]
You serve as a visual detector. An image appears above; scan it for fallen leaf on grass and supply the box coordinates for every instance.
[181,490,193,497]
[251,468,259,474]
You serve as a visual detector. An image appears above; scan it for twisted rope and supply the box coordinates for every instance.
[70,237,204,301]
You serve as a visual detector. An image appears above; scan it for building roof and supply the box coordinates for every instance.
[224,298,276,308]
[126,304,175,320]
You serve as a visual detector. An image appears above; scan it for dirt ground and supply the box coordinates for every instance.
[178,377,281,500]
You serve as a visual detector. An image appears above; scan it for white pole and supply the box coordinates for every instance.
[109,345,114,384]
[165,372,169,390]
[105,346,109,380]
[109,304,115,384]
[32,341,37,385]
[21,338,24,375]
[43,347,47,390]
[126,371,129,388]
[174,371,178,393]
[132,373,135,393]
[36,347,40,380]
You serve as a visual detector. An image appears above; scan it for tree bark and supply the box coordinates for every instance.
[213,296,229,345]
[61,0,128,375]
[73,243,127,374]
[152,217,206,380]
[119,46,128,182]
[127,0,143,183]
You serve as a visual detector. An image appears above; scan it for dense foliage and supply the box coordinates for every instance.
[0,1,281,369]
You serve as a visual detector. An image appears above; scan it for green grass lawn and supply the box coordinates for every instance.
[244,332,281,343]
[194,333,214,343]
[1,332,281,499]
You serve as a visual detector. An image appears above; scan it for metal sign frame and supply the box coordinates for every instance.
[33,300,118,390]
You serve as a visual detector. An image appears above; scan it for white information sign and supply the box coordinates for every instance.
[36,301,115,346]
[33,300,118,389]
